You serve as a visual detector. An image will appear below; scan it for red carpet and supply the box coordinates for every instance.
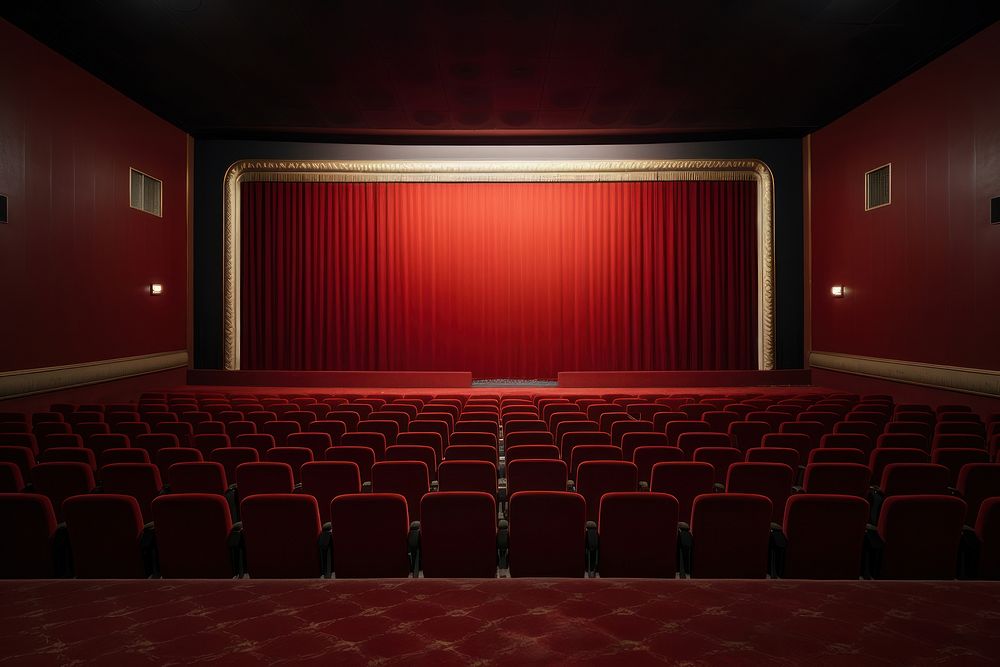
[2,579,998,665]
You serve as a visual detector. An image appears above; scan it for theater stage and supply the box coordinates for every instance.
[2,579,997,665]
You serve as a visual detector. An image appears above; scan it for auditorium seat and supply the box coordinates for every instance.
[508,491,586,578]
[327,411,362,432]
[505,420,548,438]
[325,446,376,485]
[264,448,313,482]
[932,448,990,486]
[0,446,35,480]
[152,494,238,578]
[620,432,670,463]
[650,411,687,433]
[975,498,1000,580]
[504,431,554,448]
[955,464,1000,526]
[210,447,259,484]
[834,421,882,442]
[419,411,455,433]
[596,492,678,578]
[726,462,795,523]
[649,461,715,525]
[134,433,180,459]
[341,432,387,461]
[100,448,150,468]
[191,433,230,459]
[73,422,110,442]
[936,421,987,439]
[154,422,194,447]
[506,444,560,463]
[63,494,149,578]
[932,433,987,451]
[241,494,325,578]
[797,411,841,430]
[746,447,800,470]
[420,491,498,578]
[444,445,498,468]
[330,493,412,578]
[569,445,622,479]
[261,420,301,447]
[727,421,772,452]
[779,494,868,579]
[875,495,966,579]
[154,447,203,478]
[100,462,162,521]
[689,493,772,578]
[801,462,871,497]
[0,433,37,455]
[878,432,930,452]
[300,461,362,524]
[455,420,500,442]
[820,433,875,457]
[869,448,929,486]
[235,433,275,459]
[225,420,257,441]
[30,462,96,521]
[437,460,498,498]
[372,461,430,522]
[167,461,229,496]
[576,461,638,523]
[778,421,826,451]
[626,403,669,422]
[0,493,60,578]
[807,447,867,465]
[0,463,24,493]
[309,420,347,446]
[507,459,568,497]
[386,445,438,478]
[41,446,97,470]
[761,432,813,463]
[286,432,333,460]
[693,447,743,486]
[449,431,498,450]
[556,421,604,453]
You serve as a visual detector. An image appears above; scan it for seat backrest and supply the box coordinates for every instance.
[507,459,568,496]
[0,446,35,480]
[167,461,229,495]
[807,447,867,465]
[398,432,445,461]
[609,420,654,447]
[745,446,800,469]
[324,446,376,484]
[341,432,387,461]
[41,446,97,470]
[263,447,314,482]
[240,494,323,578]
[236,461,295,499]
[869,448,929,485]
[309,420,348,446]
[833,420,882,441]
[576,461,639,522]
[286,432,333,460]
[371,460,430,522]
[632,446,684,485]
[386,445,438,479]
[802,462,871,497]
[620,432,669,462]
[0,493,57,577]
[880,463,950,496]
[330,493,412,578]
[508,491,586,578]
[0,462,24,493]
[39,432,83,453]
[692,447,743,486]
[30,462,96,521]
[420,491,498,578]
[504,431,554,448]
[569,445,622,479]
[975,497,1000,580]
[820,433,875,456]
[326,411,362,432]
[782,494,869,579]
[931,448,990,487]
[878,432,930,452]
[726,462,795,523]
[761,433,812,462]
[191,433,231,459]
[209,447,259,483]
[726,421,773,452]
[444,445,498,467]
[506,444,560,462]
[598,492,679,578]
[151,493,234,578]
[877,495,966,579]
[437,460,497,496]
[957,463,1000,526]
[689,493,772,578]
[134,433,180,458]
[300,461,361,524]
[448,431,497,450]
[154,447,203,478]
[649,461,715,524]
[63,494,146,578]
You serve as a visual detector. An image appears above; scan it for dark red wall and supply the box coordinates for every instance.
[810,22,1000,372]
[0,20,188,372]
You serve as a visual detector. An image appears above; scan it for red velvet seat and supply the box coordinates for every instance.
[620,432,669,462]
[455,420,499,442]
[746,446,800,470]
[448,431,497,450]
[932,448,990,487]
[437,460,497,497]
[40,446,97,470]
[834,420,882,442]
[869,448,929,485]
[100,462,162,522]
[407,420,451,452]
[0,493,58,577]
[309,420,347,446]
[191,433,230,459]
[507,459,568,496]
[167,461,229,495]
[0,446,35,480]
[561,431,612,464]
[225,421,256,441]
[327,411,362,432]
[236,461,294,499]
[341,431,387,461]
[371,460,430,522]
[576,461,638,522]
[878,432,930,452]
[726,462,795,523]
[386,445,438,478]
[569,445,622,479]
[598,412,632,434]
[887,420,935,441]
[444,444,498,467]
[261,420,301,447]
[505,420,548,437]
[300,461,361,523]
[632,446,684,486]
[155,447,203,478]
[689,493,772,578]
[781,494,868,579]
[324,446,376,485]
[504,430,554,448]
[329,493,411,578]
[63,494,147,578]
[879,462,950,497]
[420,491,497,578]
[801,462,871,497]
[30,462,96,522]
[100,448,149,468]
[34,422,72,446]
[398,432,444,462]
[241,494,324,578]
[932,433,986,451]
[134,433,179,459]
[209,447,259,485]
[692,447,743,486]
[609,420,654,448]
[649,461,715,525]
[286,432,333,460]
[508,491,586,578]
[807,447,867,465]
[597,492,679,578]
[936,421,987,438]
[976,497,1000,579]
[652,411,689,433]
[152,493,236,578]
[779,421,827,451]
[727,421,772,452]
[0,462,24,493]
[153,422,194,447]
[0,433,38,455]
[761,432,812,463]
[956,463,1000,526]
[876,495,966,579]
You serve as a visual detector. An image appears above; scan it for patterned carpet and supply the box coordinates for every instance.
[2,579,999,665]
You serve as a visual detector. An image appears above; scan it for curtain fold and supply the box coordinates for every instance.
[240,180,758,376]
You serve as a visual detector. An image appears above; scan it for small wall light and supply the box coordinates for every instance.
[150,283,164,296]
[831,285,845,298]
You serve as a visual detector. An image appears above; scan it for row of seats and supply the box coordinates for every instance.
[3,489,998,580]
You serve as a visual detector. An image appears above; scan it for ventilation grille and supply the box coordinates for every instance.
[130,168,162,217]
[0,193,7,224]
[865,164,891,211]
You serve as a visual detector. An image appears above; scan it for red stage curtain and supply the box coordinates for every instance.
[240,180,757,377]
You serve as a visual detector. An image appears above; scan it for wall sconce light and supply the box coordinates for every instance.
[150,283,164,296]
[831,285,845,298]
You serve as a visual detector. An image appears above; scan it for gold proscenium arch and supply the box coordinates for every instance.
[222,159,776,372]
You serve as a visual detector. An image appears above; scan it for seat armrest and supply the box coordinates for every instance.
[430,481,439,492]
[791,485,803,493]
[862,524,884,579]
[227,522,245,577]
[408,521,421,577]
[769,526,787,578]
[566,480,575,492]
[677,524,693,577]
[362,480,372,493]
[638,481,649,492]
[52,523,72,578]
[959,525,981,579]
[140,523,158,577]
[497,519,509,569]
[585,520,599,576]
[712,482,725,492]
[317,522,333,578]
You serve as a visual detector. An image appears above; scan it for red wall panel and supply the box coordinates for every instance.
[0,20,188,372]
[810,23,1000,372]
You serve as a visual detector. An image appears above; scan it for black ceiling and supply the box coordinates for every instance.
[4,0,999,142]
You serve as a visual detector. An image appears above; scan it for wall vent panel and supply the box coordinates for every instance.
[865,163,891,210]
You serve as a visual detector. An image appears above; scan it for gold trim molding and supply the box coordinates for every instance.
[223,159,776,371]
[0,351,189,399]
[810,351,1000,398]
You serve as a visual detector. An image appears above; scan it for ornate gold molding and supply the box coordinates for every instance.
[223,159,776,371]
[810,351,1000,398]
